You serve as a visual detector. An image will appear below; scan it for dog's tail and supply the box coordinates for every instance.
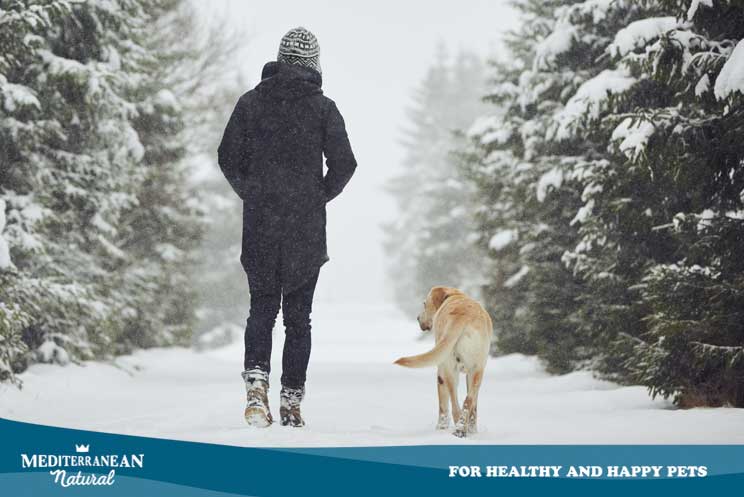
[394,325,465,368]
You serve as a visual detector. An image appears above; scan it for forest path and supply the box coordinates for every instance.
[2,303,743,446]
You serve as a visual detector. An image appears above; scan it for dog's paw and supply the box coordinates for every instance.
[436,414,449,430]
[452,418,468,438]
[453,420,467,438]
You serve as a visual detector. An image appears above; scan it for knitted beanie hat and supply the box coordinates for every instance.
[277,27,321,74]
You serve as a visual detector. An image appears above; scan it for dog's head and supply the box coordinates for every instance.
[417,286,462,331]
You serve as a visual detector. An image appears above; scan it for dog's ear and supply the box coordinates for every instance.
[430,286,455,309]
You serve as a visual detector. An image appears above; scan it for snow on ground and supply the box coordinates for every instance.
[1,303,743,447]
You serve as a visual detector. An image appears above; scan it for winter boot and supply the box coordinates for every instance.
[242,369,273,427]
[279,386,305,427]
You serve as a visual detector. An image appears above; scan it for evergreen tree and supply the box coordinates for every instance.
[140,4,248,339]
[462,0,593,367]
[544,0,744,402]
[385,49,487,316]
[1,0,151,378]
[462,0,744,403]
[0,0,211,383]
[114,0,217,349]
[613,0,744,406]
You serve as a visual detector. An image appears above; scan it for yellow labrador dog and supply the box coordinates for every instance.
[395,286,492,438]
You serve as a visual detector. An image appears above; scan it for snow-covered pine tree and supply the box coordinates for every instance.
[113,0,208,350]
[135,3,248,339]
[1,0,150,375]
[462,0,600,368]
[520,1,668,378]
[0,2,71,383]
[385,50,487,316]
[608,0,744,406]
[504,0,744,401]
[0,0,207,382]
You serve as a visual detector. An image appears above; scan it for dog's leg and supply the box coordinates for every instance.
[454,369,483,438]
[466,368,483,434]
[468,404,478,434]
[436,367,450,429]
[445,368,460,424]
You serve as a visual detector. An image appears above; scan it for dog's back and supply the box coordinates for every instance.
[395,292,491,369]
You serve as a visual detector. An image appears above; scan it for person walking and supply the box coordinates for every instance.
[217,27,357,428]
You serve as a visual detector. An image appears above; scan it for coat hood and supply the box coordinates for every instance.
[256,61,323,101]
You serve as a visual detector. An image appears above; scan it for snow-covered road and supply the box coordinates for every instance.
[1,304,743,446]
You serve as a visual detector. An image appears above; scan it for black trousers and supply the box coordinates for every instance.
[243,272,319,388]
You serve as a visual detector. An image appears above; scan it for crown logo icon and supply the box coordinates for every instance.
[75,444,90,453]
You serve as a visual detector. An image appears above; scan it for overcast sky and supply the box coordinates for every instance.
[201,0,519,304]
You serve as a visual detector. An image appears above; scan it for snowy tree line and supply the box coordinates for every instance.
[385,50,488,316]
[391,0,744,407]
[0,0,240,384]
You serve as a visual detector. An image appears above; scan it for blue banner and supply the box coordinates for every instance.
[1,418,742,496]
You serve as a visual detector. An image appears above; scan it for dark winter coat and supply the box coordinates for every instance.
[218,62,357,295]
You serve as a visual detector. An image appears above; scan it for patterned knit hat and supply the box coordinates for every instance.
[277,27,321,74]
